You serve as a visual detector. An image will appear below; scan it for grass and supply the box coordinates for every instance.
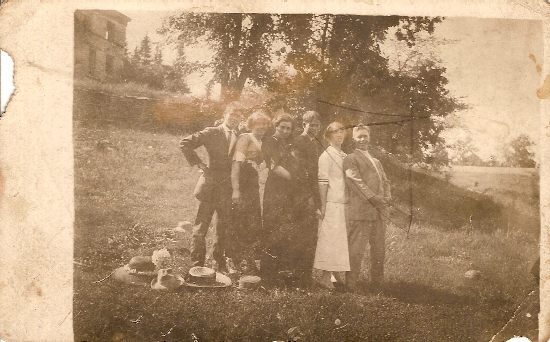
[74,79,190,100]
[74,123,539,341]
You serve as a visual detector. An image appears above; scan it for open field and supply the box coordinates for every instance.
[444,166,538,214]
[74,121,539,341]
[423,165,540,237]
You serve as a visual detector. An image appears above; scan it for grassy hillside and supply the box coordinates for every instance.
[73,124,538,341]
[373,152,539,237]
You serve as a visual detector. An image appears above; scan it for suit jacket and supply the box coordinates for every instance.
[343,149,391,221]
[180,125,236,199]
[293,134,323,209]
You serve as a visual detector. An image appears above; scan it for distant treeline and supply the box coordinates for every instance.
[120,35,191,94]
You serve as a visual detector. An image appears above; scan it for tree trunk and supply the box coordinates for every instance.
[219,34,231,101]
[221,14,243,102]
[231,14,269,99]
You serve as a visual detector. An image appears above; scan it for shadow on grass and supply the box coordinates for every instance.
[368,280,478,306]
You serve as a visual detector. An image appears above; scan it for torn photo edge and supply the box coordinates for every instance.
[0,0,548,340]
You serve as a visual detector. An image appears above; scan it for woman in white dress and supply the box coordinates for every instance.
[314,121,349,290]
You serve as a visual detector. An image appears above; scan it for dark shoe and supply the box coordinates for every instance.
[369,280,383,294]
[214,262,229,274]
[315,278,336,291]
[333,282,347,293]
[345,281,357,293]
[297,275,313,289]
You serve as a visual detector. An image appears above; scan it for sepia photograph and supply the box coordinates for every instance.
[71,9,542,341]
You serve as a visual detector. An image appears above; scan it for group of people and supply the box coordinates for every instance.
[180,101,391,291]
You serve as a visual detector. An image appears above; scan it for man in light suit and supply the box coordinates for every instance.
[180,102,244,272]
[343,124,391,290]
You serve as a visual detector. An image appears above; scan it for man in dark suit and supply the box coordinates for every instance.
[343,124,391,290]
[294,111,323,211]
[292,110,323,285]
[180,101,244,272]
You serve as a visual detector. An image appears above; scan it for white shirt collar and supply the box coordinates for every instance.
[327,145,346,158]
[221,124,237,140]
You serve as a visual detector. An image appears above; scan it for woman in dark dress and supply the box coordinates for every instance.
[261,114,310,284]
[230,110,271,275]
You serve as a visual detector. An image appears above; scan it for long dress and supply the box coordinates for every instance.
[230,133,263,266]
[262,136,293,234]
[261,137,312,280]
[261,136,294,279]
[313,145,350,271]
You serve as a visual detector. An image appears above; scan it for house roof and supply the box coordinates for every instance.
[89,10,132,25]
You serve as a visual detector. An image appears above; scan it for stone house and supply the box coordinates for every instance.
[74,10,131,81]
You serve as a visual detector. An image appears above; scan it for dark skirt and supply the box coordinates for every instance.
[261,170,316,282]
[229,162,262,263]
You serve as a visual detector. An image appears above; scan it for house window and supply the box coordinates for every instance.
[88,47,96,76]
[106,21,115,41]
[106,55,114,74]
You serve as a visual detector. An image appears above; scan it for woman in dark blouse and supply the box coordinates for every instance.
[261,113,310,284]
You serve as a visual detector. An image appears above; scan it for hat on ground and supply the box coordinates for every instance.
[238,275,261,290]
[184,266,232,288]
[128,255,155,272]
[151,268,185,291]
[112,265,155,286]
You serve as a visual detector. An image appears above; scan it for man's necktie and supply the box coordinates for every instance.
[228,130,237,156]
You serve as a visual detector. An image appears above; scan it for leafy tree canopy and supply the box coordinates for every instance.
[501,134,537,168]
[159,14,465,165]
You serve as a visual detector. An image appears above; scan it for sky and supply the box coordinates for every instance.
[123,12,543,161]
[434,17,542,160]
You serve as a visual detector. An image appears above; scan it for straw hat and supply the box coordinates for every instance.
[150,268,185,291]
[183,266,232,288]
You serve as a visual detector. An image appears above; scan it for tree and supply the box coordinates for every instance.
[271,15,464,164]
[164,43,191,93]
[502,134,537,167]
[159,13,276,101]
[120,34,190,93]
[139,34,153,65]
[153,44,163,65]
[130,46,140,66]
[448,135,485,166]
[159,14,464,164]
